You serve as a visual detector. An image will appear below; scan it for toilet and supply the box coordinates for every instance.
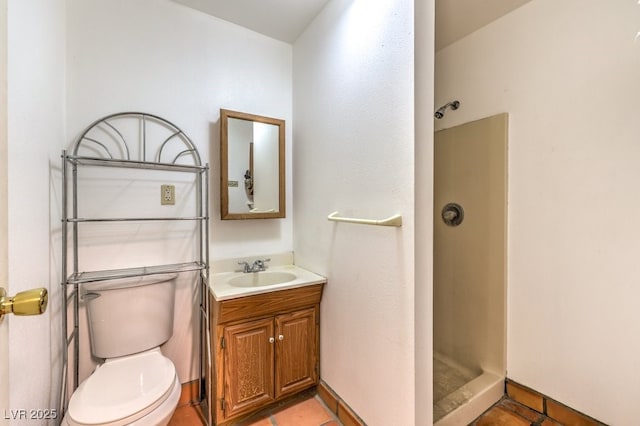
[62,273,181,426]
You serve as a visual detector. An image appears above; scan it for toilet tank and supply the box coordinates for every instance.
[83,273,177,359]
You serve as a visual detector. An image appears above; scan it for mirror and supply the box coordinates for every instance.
[220,109,285,219]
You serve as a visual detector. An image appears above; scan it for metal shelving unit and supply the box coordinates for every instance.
[59,112,210,422]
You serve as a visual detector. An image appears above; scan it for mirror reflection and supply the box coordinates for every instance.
[220,109,285,219]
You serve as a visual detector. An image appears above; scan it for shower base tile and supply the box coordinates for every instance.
[433,354,483,422]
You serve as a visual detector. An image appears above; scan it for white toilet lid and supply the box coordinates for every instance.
[68,349,176,425]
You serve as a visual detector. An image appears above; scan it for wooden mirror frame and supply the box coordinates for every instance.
[220,109,286,220]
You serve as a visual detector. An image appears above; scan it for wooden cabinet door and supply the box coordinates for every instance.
[223,317,275,419]
[274,307,318,398]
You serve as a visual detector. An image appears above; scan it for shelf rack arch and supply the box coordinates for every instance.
[72,111,203,166]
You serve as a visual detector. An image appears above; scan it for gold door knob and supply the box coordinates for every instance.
[0,287,48,319]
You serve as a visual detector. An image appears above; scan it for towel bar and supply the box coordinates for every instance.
[327,211,402,227]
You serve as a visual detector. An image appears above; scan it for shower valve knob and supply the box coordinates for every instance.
[442,203,464,227]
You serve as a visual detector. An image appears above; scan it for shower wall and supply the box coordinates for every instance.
[434,113,507,376]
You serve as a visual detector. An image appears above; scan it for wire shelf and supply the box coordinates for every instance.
[67,261,207,284]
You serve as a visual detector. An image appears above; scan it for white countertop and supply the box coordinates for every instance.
[209,264,327,301]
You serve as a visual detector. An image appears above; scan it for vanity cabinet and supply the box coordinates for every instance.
[210,284,323,424]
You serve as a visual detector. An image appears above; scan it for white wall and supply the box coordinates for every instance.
[65,0,293,386]
[66,0,293,261]
[436,1,640,424]
[415,0,435,423]
[0,0,9,421]
[293,0,416,424]
[6,0,66,418]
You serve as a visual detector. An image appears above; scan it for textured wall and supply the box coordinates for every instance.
[65,0,293,386]
[0,0,9,420]
[292,0,416,424]
[6,0,66,417]
[436,0,640,423]
[66,0,294,261]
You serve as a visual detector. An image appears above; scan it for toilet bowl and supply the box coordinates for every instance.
[62,274,181,425]
[62,349,181,426]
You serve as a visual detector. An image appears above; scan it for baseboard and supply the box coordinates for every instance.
[317,380,367,426]
[506,379,606,425]
[178,380,201,407]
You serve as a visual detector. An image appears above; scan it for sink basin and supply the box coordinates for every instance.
[210,264,326,300]
[228,271,297,288]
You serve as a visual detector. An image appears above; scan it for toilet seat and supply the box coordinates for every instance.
[66,348,178,426]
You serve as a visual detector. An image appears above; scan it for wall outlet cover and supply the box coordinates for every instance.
[161,184,175,205]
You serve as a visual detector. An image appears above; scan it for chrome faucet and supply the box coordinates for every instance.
[238,258,271,273]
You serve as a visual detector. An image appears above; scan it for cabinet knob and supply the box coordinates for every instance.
[269,337,275,344]
[278,334,284,341]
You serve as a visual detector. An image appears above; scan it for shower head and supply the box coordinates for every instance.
[434,100,460,119]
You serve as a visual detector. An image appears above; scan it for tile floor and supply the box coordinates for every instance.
[169,394,570,426]
[169,403,206,426]
[470,397,562,426]
[168,393,340,426]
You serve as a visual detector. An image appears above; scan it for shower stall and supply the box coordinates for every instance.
[433,113,508,425]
